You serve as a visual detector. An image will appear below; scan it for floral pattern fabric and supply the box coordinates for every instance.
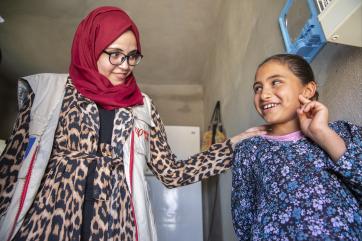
[232,121,362,241]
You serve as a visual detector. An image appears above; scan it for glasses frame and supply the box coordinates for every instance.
[103,50,143,66]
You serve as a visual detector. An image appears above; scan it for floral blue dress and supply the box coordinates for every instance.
[232,121,362,241]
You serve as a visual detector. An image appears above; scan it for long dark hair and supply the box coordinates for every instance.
[257,54,319,100]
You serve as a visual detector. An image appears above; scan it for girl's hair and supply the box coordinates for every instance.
[257,54,319,100]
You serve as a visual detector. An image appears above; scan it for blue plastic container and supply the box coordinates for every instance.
[279,0,327,63]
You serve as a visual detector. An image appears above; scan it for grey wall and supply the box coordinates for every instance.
[139,84,204,129]
[200,0,362,240]
[313,44,362,124]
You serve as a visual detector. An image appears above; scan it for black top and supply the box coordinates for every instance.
[81,105,116,240]
[97,105,115,144]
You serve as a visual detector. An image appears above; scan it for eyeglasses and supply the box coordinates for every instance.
[103,50,143,66]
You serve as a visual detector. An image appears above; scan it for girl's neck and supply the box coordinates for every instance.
[263,130,304,141]
[266,121,301,136]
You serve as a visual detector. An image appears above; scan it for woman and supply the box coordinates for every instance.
[0,6,265,241]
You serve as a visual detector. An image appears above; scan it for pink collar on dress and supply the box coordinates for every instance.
[262,130,304,142]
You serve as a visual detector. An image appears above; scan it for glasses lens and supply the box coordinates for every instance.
[109,52,126,65]
[128,54,142,66]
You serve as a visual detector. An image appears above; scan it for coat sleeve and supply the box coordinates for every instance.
[231,142,256,240]
[0,79,34,216]
[147,101,233,188]
[327,121,362,203]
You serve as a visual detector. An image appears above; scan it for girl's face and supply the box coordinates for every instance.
[97,30,137,86]
[253,61,314,134]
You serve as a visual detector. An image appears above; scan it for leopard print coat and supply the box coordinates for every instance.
[0,79,233,240]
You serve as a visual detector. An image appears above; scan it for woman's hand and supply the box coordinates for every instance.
[230,126,267,147]
[297,95,346,161]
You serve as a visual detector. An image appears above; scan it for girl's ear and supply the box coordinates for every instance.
[302,81,317,100]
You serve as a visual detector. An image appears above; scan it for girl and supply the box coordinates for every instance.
[232,54,362,240]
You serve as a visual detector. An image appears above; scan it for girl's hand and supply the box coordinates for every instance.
[297,95,329,139]
[230,126,267,147]
[297,95,346,161]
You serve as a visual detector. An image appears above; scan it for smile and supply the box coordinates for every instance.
[262,103,280,110]
[113,73,128,78]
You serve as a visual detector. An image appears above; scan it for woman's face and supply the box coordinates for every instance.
[97,30,138,85]
[253,61,309,133]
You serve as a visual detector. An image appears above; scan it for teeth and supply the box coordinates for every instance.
[263,103,277,110]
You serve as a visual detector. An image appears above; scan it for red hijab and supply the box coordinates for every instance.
[69,6,144,110]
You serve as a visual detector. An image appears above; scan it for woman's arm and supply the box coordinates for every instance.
[0,86,34,215]
[147,102,265,188]
[147,102,232,188]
